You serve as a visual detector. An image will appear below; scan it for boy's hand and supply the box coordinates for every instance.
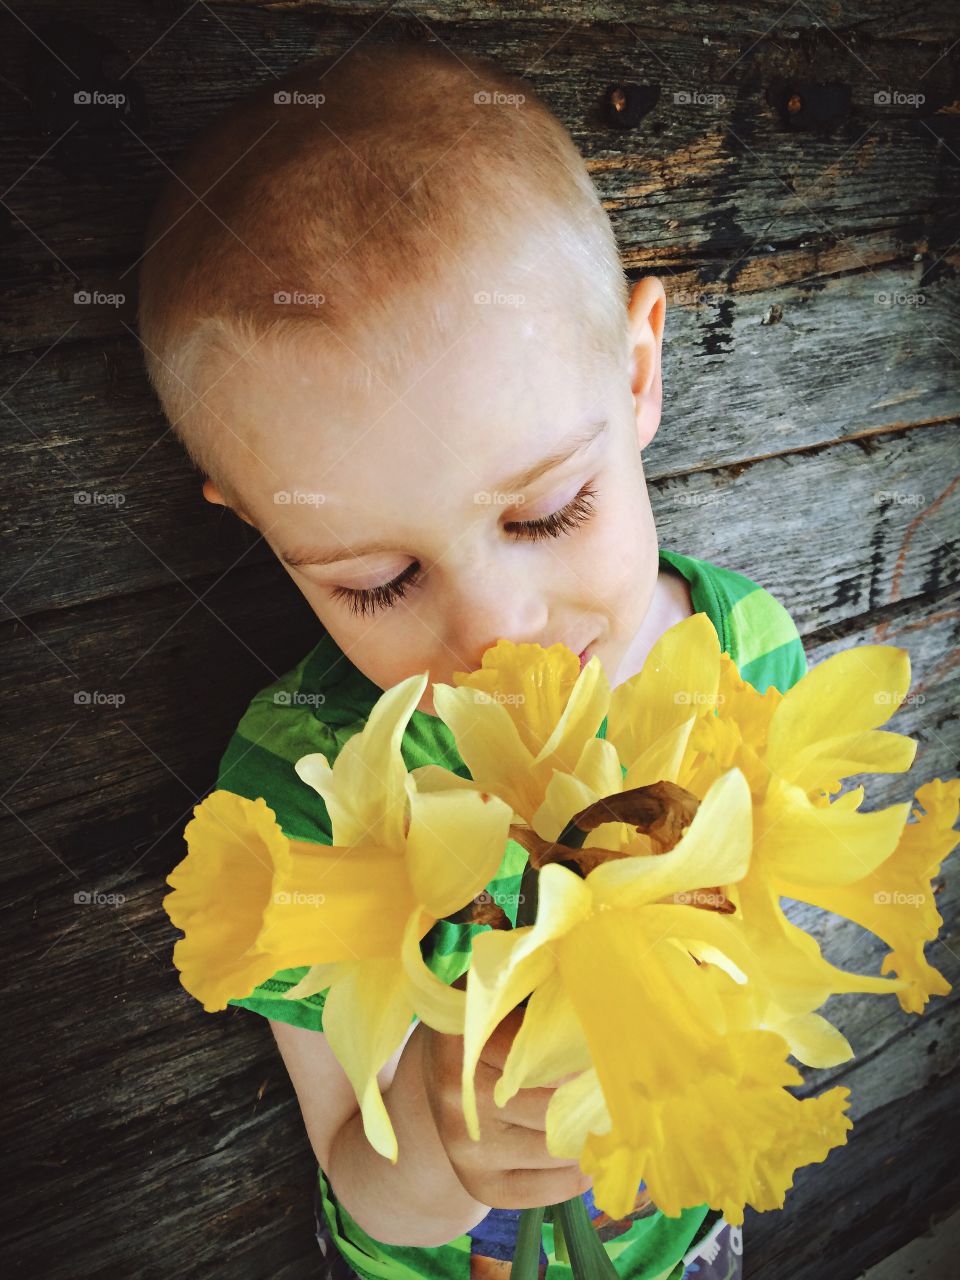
[416,1001,593,1211]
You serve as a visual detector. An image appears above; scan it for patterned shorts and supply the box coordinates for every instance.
[312,1183,743,1279]
[679,1218,743,1280]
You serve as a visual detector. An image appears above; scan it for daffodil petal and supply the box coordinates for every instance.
[605,613,721,766]
[735,870,908,1019]
[546,1066,611,1160]
[320,958,414,1163]
[531,770,602,843]
[431,683,540,820]
[621,716,697,791]
[535,655,611,773]
[494,969,593,1106]
[588,767,753,909]
[760,779,912,885]
[774,1011,854,1068]
[572,735,625,799]
[461,865,592,1140]
[400,908,466,1035]
[295,672,426,849]
[404,782,512,919]
[284,961,342,1000]
[765,645,911,783]
[786,728,917,795]
[408,764,486,794]
[776,777,960,1013]
[460,928,551,1141]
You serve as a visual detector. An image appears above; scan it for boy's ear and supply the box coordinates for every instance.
[626,276,666,451]
[202,477,256,527]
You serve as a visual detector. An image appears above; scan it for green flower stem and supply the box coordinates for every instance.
[554,1195,620,1278]
[552,1205,570,1264]
[514,819,606,1277]
[511,1205,545,1280]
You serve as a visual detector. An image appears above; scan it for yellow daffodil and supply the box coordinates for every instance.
[599,616,951,1062]
[165,789,414,1012]
[423,640,611,824]
[166,672,513,1162]
[777,777,960,1013]
[458,766,852,1222]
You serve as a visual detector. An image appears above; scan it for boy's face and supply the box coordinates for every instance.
[203,275,667,717]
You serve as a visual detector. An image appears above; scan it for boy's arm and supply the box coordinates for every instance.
[270,1018,492,1248]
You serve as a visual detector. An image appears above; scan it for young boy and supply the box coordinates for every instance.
[139,42,805,1280]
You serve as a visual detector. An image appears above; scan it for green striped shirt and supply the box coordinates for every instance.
[214,547,808,1279]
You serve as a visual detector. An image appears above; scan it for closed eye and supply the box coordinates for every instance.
[503,481,599,542]
[330,481,600,618]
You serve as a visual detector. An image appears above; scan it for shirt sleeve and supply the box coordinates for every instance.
[732,588,808,696]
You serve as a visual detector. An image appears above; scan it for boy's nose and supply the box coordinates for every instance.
[448,570,549,672]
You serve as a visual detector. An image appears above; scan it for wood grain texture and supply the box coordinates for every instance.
[1,2,957,1278]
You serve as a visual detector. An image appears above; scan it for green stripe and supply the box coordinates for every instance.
[728,586,805,670]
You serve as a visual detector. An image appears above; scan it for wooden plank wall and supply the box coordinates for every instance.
[2,3,958,1277]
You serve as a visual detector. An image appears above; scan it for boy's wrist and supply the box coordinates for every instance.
[386,1020,493,1231]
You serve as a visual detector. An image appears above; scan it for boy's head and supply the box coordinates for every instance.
[138,43,668,716]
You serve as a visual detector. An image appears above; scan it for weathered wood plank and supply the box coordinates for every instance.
[650,421,960,640]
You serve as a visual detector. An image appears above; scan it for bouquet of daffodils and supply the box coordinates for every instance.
[164,615,959,1278]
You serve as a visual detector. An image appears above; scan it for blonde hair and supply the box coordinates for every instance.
[137,43,628,506]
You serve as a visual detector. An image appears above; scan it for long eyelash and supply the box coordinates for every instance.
[332,482,599,617]
[330,561,422,618]
[505,482,599,542]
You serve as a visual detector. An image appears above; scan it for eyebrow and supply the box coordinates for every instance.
[278,418,608,569]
